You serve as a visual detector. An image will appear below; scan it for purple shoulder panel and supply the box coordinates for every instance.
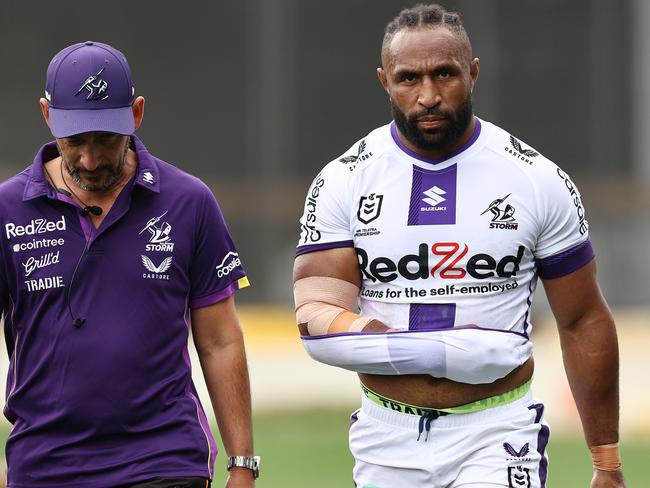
[536,238,595,280]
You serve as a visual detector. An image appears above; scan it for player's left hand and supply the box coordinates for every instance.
[224,467,256,487]
[590,469,626,487]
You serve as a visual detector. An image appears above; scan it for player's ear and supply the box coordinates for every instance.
[132,96,145,130]
[377,68,389,94]
[470,57,480,86]
[40,98,51,128]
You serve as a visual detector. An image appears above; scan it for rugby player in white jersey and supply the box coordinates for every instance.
[293,4,625,488]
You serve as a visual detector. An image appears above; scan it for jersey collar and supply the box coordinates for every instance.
[390,117,482,165]
[23,134,160,202]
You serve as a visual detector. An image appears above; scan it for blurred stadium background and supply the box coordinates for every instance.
[0,0,648,486]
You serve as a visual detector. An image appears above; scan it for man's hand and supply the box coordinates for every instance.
[591,469,626,487]
[225,467,256,487]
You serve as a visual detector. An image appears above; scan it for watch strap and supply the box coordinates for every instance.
[226,455,260,479]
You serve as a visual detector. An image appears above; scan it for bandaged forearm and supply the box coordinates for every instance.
[302,327,533,384]
[294,277,375,335]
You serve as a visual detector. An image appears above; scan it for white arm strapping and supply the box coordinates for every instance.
[302,327,533,384]
[294,276,372,335]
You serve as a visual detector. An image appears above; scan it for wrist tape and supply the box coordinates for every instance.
[589,443,622,472]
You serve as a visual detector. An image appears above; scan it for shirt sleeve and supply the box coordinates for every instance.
[534,164,595,279]
[296,162,353,256]
[189,183,249,309]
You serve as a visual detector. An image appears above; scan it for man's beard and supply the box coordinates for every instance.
[62,141,128,192]
[392,94,473,154]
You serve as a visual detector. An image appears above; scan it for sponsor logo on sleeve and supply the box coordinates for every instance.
[556,168,588,235]
[215,252,242,278]
[339,140,373,171]
[5,216,66,240]
[505,135,538,165]
[300,174,325,244]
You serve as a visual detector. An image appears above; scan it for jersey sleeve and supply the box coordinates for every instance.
[534,164,594,279]
[189,184,249,308]
[296,162,353,256]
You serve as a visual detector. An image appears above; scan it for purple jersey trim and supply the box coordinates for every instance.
[190,277,248,309]
[390,118,481,165]
[295,240,354,257]
[521,275,536,338]
[301,326,529,340]
[536,238,595,280]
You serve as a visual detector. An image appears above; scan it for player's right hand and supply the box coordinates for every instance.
[590,468,626,487]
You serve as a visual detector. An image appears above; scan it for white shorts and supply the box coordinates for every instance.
[349,390,550,488]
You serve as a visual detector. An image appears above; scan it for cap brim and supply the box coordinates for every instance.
[48,106,135,138]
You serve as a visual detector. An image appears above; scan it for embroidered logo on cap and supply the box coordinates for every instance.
[76,67,109,101]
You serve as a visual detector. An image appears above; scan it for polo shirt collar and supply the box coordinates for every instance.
[23,134,160,202]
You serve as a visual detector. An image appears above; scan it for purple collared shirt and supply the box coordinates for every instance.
[0,136,248,487]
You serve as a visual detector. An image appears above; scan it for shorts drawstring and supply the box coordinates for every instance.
[417,409,444,441]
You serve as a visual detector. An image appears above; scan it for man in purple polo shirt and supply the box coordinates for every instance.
[0,41,259,487]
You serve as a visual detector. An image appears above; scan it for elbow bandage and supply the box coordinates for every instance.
[302,327,533,384]
[294,277,372,335]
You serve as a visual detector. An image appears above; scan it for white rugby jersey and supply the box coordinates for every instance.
[296,118,594,335]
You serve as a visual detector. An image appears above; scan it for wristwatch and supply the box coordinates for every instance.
[226,455,261,479]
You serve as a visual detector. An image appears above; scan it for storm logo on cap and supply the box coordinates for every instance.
[76,67,109,101]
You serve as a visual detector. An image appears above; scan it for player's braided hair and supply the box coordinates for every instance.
[382,3,471,56]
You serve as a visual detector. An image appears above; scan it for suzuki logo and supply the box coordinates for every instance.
[422,186,446,207]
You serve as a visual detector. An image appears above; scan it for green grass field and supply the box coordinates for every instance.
[1,409,648,487]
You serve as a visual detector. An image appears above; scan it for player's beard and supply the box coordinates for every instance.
[392,93,473,154]
[61,141,129,192]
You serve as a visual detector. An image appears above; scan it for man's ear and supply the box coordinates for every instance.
[40,98,51,128]
[132,96,145,130]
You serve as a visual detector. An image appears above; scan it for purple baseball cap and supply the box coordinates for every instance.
[45,41,136,138]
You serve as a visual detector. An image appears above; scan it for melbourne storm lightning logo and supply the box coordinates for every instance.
[481,194,518,230]
[139,211,175,251]
[76,67,109,101]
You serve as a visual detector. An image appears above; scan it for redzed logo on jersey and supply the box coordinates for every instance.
[357,243,525,283]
